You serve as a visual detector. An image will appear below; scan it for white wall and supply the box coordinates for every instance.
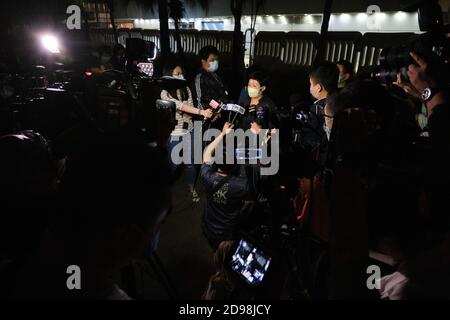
[234,12,420,34]
[132,11,420,34]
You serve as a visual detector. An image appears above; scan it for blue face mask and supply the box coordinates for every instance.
[208,60,219,73]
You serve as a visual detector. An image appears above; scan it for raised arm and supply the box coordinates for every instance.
[203,122,234,164]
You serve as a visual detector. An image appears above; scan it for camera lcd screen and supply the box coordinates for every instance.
[230,239,272,286]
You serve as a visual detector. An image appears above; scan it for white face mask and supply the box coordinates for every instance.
[248,86,261,98]
[310,86,319,100]
[208,60,219,73]
[173,74,185,80]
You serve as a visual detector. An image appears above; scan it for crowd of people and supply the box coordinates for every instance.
[0,38,449,300]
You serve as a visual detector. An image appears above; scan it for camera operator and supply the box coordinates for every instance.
[378,51,450,299]
[0,131,66,298]
[7,132,172,299]
[201,123,249,251]
[302,77,424,299]
[161,63,213,202]
[392,72,429,130]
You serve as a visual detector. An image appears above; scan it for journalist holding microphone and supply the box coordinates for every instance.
[161,63,213,202]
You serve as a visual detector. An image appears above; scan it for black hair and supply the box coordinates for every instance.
[336,60,354,76]
[199,45,219,61]
[0,131,54,195]
[163,63,189,101]
[248,70,269,88]
[217,163,239,174]
[309,61,340,94]
[216,147,239,174]
[163,61,183,77]
[0,131,56,259]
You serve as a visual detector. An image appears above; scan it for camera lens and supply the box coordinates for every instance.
[379,45,413,71]
[371,69,399,83]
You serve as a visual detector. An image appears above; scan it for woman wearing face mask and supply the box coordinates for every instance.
[161,64,213,202]
[238,71,278,131]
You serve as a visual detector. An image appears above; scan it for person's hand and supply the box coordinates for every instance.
[222,122,234,135]
[378,272,409,300]
[407,52,437,93]
[211,113,221,123]
[393,73,421,99]
[201,109,213,119]
[262,129,277,145]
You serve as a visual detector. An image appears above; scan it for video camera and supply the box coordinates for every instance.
[94,38,188,143]
[125,38,157,77]
[372,0,450,84]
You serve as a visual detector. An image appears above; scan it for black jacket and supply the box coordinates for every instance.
[301,98,327,153]
[238,92,279,130]
[194,69,230,109]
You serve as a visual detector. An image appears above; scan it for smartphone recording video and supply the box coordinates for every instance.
[230,239,272,286]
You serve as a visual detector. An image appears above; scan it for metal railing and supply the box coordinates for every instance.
[89,28,419,73]
[253,31,418,73]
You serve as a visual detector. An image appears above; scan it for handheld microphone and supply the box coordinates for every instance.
[204,99,225,124]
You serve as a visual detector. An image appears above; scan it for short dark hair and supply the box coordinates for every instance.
[337,60,354,75]
[217,163,239,174]
[248,71,269,87]
[217,147,239,174]
[199,46,219,61]
[309,61,340,94]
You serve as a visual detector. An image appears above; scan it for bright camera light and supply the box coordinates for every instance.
[40,34,60,54]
